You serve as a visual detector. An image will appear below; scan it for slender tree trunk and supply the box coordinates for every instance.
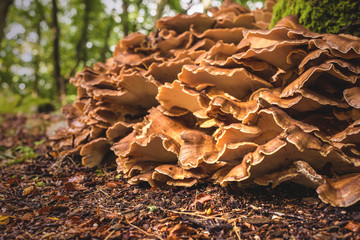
[33,21,41,97]
[51,0,65,101]
[155,0,168,21]
[0,0,13,51]
[121,0,130,36]
[33,0,45,97]
[100,16,114,63]
[69,0,91,77]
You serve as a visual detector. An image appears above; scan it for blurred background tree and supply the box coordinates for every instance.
[0,0,265,113]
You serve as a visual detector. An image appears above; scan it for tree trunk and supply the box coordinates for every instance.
[100,16,114,63]
[51,0,65,101]
[0,0,13,51]
[33,0,45,97]
[69,0,91,77]
[121,0,130,36]
[155,0,168,21]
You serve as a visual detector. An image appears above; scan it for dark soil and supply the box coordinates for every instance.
[1,113,360,239]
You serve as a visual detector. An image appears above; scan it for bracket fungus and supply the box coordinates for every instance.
[52,0,360,207]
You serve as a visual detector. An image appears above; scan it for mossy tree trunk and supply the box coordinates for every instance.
[270,0,360,37]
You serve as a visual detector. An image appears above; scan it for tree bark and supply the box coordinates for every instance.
[33,0,45,97]
[69,0,91,77]
[121,0,130,36]
[100,16,114,63]
[155,0,168,21]
[0,0,13,51]
[51,0,65,101]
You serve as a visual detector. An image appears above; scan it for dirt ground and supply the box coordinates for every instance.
[1,113,360,239]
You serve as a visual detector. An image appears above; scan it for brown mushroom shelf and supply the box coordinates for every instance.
[51,0,360,207]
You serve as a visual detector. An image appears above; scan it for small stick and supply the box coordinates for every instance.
[126,220,164,240]
[104,230,115,240]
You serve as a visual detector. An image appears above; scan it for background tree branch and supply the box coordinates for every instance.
[51,0,65,101]
[0,0,13,51]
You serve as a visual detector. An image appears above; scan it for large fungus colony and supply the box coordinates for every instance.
[52,0,360,207]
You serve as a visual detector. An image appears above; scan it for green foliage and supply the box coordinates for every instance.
[168,0,183,13]
[0,144,37,166]
[35,140,46,147]
[147,205,157,211]
[95,169,104,176]
[0,92,54,114]
[0,0,269,114]
[35,181,45,187]
[270,0,360,36]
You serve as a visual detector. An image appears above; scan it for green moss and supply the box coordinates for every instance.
[270,0,360,36]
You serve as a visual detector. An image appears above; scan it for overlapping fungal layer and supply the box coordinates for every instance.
[52,0,360,207]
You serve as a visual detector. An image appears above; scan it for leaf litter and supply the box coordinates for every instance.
[0,113,360,239]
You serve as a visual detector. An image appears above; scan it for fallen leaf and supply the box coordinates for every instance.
[345,220,360,232]
[65,216,82,227]
[50,152,58,158]
[47,217,60,221]
[63,182,84,191]
[52,195,69,201]
[106,181,119,188]
[68,172,85,183]
[6,177,19,186]
[23,186,36,196]
[168,224,196,239]
[0,215,10,225]
[191,193,212,206]
[38,206,52,214]
[19,212,34,221]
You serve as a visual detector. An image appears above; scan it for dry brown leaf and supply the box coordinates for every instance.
[23,186,36,196]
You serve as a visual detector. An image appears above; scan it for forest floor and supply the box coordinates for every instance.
[1,113,360,240]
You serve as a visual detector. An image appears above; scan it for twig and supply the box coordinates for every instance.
[159,207,224,220]
[126,219,164,240]
[104,230,115,240]
[98,188,111,198]
[233,224,242,240]
[42,232,56,239]
[268,211,304,220]
[117,208,163,240]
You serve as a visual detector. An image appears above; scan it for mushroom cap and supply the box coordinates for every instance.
[192,27,245,44]
[344,87,360,109]
[233,39,309,70]
[157,80,207,115]
[156,13,215,33]
[178,65,272,100]
[54,0,360,207]
[80,138,111,168]
[214,13,256,29]
[146,58,194,84]
[254,160,325,188]
[309,34,360,59]
[280,62,359,98]
[106,121,133,141]
[317,173,360,207]
[331,120,360,144]
[179,130,219,169]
